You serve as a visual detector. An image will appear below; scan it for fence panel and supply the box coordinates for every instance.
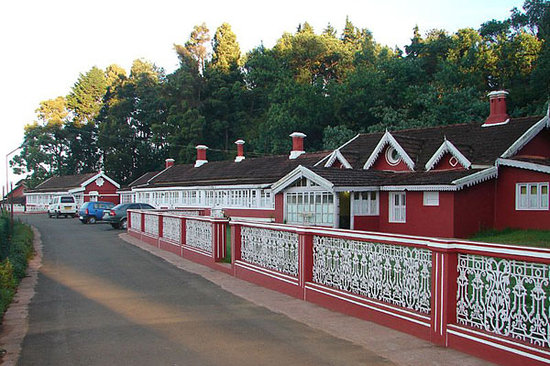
[456,253,550,349]
[130,212,142,231]
[144,214,159,236]
[186,219,212,253]
[312,235,432,314]
[162,216,182,243]
[240,226,299,276]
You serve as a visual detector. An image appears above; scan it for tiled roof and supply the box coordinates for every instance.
[147,152,330,188]
[28,172,98,193]
[339,116,544,170]
[308,166,481,187]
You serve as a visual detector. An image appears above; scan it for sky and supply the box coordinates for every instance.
[0,0,526,195]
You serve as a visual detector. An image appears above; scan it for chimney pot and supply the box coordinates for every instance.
[235,139,245,162]
[483,90,510,127]
[195,145,208,167]
[165,158,175,169]
[289,132,306,159]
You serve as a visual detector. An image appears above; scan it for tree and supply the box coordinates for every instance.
[175,23,211,75]
[66,66,107,126]
[211,23,241,72]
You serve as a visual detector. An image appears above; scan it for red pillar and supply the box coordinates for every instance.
[212,219,228,262]
[430,247,458,346]
[158,215,163,247]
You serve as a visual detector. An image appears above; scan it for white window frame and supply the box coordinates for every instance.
[423,191,439,206]
[389,192,406,223]
[516,182,549,211]
[352,191,379,216]
[285,190,334,226]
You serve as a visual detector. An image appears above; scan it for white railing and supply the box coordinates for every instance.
[457,253,550,348]
[162,216,181,242]
[312,235,432,314]
[240,226,299,276]
[130,212,141,231]
[143,214,158,236]
[185,219,212,253]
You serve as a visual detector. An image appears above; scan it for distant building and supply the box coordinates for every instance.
[25,172,120,212]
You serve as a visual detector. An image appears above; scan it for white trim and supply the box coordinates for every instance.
[498,158,550,174]
[363,131,415,170]
[194,159,208,167]
[324,150,353,169]
[132,183,271,192]
[272,166,334,194]
[425,140,471,171]
[380,185,457,192]
[451,167,498,188]
[80,172,121,189]
[314,134,360,167]
[482,118,510,127]
[501,116,549,158]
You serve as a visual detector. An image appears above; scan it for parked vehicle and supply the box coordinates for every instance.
[48,195,78,218]
[78,201,115,224]
[103,203,155,229]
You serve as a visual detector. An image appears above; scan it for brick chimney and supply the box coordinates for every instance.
[165,158,175,169]
[483,90,510,127]
[194,145,208,167]
[289,132,306,159]
[234,139,245,162]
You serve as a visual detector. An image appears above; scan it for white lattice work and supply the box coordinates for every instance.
[240,226,298,276]
[144,214,159,236]
[162,216,181,243]
[457,254,550,348]
[130,212,141,231]
[313,236,432,314]
[185,219,212,253]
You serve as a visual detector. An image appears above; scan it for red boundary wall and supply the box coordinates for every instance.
[127,209,550,366]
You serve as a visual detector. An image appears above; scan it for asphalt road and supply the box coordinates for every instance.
[16,214,393,366]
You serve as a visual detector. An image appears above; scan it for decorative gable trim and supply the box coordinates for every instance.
[80,172,121,189]
[271,165,334,194]
[323,150,353,169]
[451,167,498,189]
[425,139,471,171]
[363,131,415,170]
[501,115,549,159]
[497,158,550,174]
[314,134,360,167]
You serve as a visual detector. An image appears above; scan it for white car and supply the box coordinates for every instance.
[48,195,78,218]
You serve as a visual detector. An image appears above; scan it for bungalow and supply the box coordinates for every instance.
[25,171,120,211]
[125,91,550,238]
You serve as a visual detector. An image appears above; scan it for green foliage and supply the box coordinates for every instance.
[0,214,34,317]
[11,3,550,185]
[471,228,550,248]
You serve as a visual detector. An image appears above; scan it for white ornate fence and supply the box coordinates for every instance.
[456,253,550,348]
[144,214,159,236]
[240,226,298,276]
[162,216,182,242]
[312,236,432,314]
[130,212,141,231]
[186,219,213,253]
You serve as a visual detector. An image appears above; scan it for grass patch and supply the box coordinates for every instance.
[0,213,34,318]
[222,225,232,263]
[470,228,550,248]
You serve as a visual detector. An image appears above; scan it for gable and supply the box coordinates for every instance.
[430,152,467,171]
[369,145,412,172]
[516,129,550,159]
[363,131,415,171]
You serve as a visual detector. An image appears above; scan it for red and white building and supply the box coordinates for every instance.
[25,171,120,211]
[124,91,550,238]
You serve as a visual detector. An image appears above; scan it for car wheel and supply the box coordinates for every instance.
[88,217,96,224]
[111,223,120,229]
[120,219,127,230]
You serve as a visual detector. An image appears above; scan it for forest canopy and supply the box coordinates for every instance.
[12,1,550,188]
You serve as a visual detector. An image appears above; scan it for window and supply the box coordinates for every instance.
[385,146,401,166]
[389,192,406,223]
[353,192,379,215]
[423,191,439,206]
[286,192,334,225]
[516,183,549,210]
